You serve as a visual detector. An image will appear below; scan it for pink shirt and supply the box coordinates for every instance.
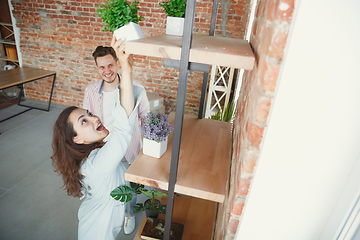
[83,78,150,164]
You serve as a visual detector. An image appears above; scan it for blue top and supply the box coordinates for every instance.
[78,86,145,240]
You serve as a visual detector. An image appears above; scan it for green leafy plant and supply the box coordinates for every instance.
[133,188,167,214]
[211,101,235,122]
[110,182,143,203]
[159,0,187,18]
[110,183,167,215]
[96,0,144,32]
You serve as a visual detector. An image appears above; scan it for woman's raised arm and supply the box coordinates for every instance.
[111,36,134,117]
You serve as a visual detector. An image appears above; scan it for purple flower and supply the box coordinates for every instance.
[140,111,174,142]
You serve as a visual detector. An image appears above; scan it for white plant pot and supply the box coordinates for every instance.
[113,22,144,42]
[143,137,168,158]
[166,16,185,36]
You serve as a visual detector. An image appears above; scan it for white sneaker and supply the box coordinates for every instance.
[124,215,135,235]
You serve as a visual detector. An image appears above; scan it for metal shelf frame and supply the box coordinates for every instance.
[163,0,220,238]
[0,21,19,67]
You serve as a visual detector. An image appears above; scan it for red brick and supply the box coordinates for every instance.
[227,219,240,234]
[255,97,271,122]
[268,29,288,58]
[247,122,264,149]
[278,0,294,22]
[243,157,257,174]
[237,178,251,196]
[259,58,280,92]
[231,202,245,216]
[266,0,278,22]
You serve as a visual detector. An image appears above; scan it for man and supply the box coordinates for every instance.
[83,37,150,235]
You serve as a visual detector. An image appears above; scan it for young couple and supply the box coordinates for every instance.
[51,36,150,239]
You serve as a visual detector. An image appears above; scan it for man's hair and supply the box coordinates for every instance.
[92,46,117,64]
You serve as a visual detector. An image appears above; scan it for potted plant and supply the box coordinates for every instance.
[133,187,167,218]
[111,183,167,218]
[159,0,186,36]
[211,101,235,122]
[140,111,174,158]
[96,0,145,41]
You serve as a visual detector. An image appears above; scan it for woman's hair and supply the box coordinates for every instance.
[51,106,103,198]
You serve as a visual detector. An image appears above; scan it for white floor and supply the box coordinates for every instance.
[0,102,145,240]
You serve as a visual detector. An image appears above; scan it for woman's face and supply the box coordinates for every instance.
[68,108,109,144]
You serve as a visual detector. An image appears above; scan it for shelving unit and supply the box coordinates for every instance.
[126,113,231,203]
[0,22,19,67]
[125,0,255,239]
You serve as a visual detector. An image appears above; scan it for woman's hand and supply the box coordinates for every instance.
[111,36,132,75]
[111,36,134,117]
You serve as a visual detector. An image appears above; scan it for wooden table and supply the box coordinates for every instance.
[0,67,56,122]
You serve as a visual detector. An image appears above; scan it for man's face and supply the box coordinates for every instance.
[96,54,120,84]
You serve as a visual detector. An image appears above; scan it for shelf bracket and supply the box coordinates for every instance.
[163,58,210,72]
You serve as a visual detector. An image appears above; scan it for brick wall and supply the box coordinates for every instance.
[213,0,295,239]
[11,0,250,115]
[11,0,293,239]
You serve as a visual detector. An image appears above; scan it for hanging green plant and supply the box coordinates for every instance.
[96,0,144,32]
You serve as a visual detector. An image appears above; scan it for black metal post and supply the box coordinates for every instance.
[17,73,57,112]
[163,0,197,239]
[17,84,24,105]
[47,73,57,111]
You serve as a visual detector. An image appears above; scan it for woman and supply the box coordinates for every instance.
[51,37,144,240]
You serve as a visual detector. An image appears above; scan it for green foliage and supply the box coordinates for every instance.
[139,187,168,203]
[110,185,133,202]
[130,182,143,195]
[211,102,235,122]
[159,0,186,18]
[96,0,144,32]
[110,182,144,202]
[133,201,167,215]
[132,187,167,214]
[111,183,167,214]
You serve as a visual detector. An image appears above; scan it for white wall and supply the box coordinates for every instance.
[236,0,360,239]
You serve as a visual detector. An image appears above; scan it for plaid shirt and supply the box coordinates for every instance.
[83,77,149,164]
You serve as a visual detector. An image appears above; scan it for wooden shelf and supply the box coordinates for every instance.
[0,56,18,62]
[0,39,16,45]
[135,195,217,240]
[0,22,13,26]
[125,113,231,203]
[125,34,255,70]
